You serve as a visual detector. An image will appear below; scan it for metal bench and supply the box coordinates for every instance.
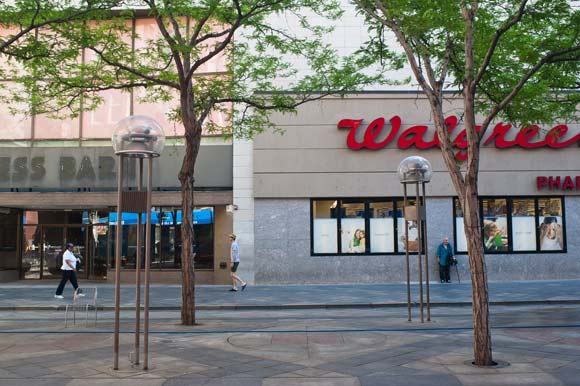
[65,287,98,327]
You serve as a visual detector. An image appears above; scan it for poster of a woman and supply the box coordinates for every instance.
[349,229,366,253]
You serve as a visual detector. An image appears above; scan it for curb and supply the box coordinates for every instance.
[1,299,579,312]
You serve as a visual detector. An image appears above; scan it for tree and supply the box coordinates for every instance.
[1,0,384,325]
[352,0,580,365]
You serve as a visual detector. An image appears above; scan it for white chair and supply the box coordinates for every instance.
[65,287,98,327]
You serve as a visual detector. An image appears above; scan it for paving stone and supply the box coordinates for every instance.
[360,374,462,386]
[66,380,165,386]
[270,363,305,372]
[4,365,58,378]
[456,373,563,386]
[263,378,359,386]
[0,380,72,386]
[552,368,580,386]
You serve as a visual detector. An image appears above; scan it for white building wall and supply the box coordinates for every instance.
[233,138,255,284]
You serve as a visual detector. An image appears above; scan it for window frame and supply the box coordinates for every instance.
[453,196,566,254]
[310,197,407,256]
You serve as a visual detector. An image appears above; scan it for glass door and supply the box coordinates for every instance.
[87,224,110,280]
[22,225,65,280]
[22,225,42,279]
[43,226,65,280]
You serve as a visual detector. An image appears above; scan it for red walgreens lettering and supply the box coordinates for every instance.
[538,175,580,191]
[339,116,580,158]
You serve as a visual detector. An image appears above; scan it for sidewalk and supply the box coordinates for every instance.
[1,283,580,385]
[1,279,579,310]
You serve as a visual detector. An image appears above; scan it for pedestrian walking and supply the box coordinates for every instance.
[54,243,84,299]
[436,237,455,283]
[228,234,247,292]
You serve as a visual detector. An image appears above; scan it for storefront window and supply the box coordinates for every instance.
[483,198,509,252]
[454,197,565,253]
[454,199,467,252]
[538,198,564,251]
[340,201,366,253]
[311,198,405,255]
[0,208,19,272]
[397,199,421,252]
[511,199,536,251]
[369,202,395,253]
[312,200,338,254]
[108,207,215,270]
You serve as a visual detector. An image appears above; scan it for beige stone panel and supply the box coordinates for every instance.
[479,146,580,171]
[255,170,579,198]
[255,146,579,174]
[478,171,580,196]
[257,95,580,160]
[255,171,452,198]
[213,205,233,284]
[255,148,445,173]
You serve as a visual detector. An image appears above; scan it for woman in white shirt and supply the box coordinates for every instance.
[54,243,83,299]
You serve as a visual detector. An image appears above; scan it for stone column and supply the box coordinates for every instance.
[233,138,255,284]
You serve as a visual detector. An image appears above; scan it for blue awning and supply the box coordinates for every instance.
[89,208,214,226]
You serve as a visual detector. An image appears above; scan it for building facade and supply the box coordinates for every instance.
[0,16,234,284]
[234,93,580,284]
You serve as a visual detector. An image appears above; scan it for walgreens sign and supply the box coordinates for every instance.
[338,116,580,161]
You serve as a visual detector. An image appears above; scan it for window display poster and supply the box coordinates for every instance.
[483,217,508,251]
[512,216,536,251]
[539,216,564,251]
[313,219,337,253]
[370,218,395,253]
[341,218,366,253]
[397,218,419,252]
[455,218,467,252]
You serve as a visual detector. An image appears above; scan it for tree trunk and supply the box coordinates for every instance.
[179,88,202,326]
[433,102,494,366]
[464,183,494,366]
[179,154,196,325]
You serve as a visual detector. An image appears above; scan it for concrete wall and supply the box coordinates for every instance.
[254,94,580,199]
[253,197,580,284]
[255,198,406,284]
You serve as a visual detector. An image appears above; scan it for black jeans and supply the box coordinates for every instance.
[439,264,450,282]
[55,270,79,295]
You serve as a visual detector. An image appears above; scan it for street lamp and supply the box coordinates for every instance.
[112,115,165,371]
[397,156,432,323]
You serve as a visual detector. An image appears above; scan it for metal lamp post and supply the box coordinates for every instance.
[397,156,432,323]
[112,115,165,371]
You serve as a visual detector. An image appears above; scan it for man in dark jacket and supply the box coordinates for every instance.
[436,237,455,283]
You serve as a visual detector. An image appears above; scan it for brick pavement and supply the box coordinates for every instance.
[1,280,580,385]
[0,305,579,385]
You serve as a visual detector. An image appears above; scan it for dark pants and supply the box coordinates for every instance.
[439,264,450,282]
[55,270,79,295]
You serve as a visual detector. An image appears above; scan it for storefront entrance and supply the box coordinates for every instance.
[19,207,218,281]
[22,223,108,281]
[21,210,109,281]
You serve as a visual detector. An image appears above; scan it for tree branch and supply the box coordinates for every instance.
[144,0,186,82]
[473,0,529,87]
[89,46,179,89]
[479,43,580,136]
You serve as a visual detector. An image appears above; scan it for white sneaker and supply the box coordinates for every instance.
[54,295,64,299]
[76,293,85,297]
